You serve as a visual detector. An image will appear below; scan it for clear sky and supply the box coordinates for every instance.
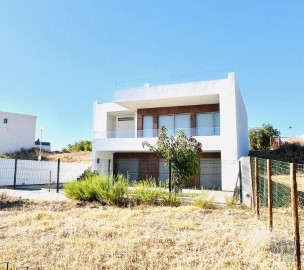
[0,1,303,150]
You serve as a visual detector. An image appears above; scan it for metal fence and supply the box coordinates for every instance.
[251,157,303,269]
[0,261,37,270]
[95,158,240,193]
[0,158,90,191]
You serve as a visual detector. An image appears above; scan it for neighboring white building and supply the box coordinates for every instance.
[0,111,37,154]
[92,72,249,191]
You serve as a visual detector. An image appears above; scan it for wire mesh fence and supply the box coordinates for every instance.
[0,261,38,270]
[251,157,302,268]
[95,158,240,190]
[0,158,90,191]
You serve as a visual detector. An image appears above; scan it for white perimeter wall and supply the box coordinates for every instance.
[0,112,37,154]
[0,158,90,186]
[240,156,252,207]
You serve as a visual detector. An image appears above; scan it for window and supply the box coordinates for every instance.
[196,112,220,136]
[158,114,190,136]
[3,118,8,124]
[118,117,134,121]
[143,115,153,137]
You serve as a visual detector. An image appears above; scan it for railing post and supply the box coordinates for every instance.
[168,160,172,193]
[255,158,260,218]
[56,159,60,193]
[290,163,301,270]
[267,159,273,231]
[13,159,17,189]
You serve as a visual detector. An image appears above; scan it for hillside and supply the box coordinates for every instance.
[4,148,92,163]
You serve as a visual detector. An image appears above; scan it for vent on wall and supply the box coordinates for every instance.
[118,117,134,121]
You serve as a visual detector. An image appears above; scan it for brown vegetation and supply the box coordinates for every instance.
[0,194,294,270]
[5,148,91,163]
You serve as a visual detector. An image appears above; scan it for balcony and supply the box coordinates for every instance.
[94,127,220,139]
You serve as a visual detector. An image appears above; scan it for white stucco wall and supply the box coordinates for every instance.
[235,80,250,158]
[0,111,37,154]
[240,156,252,207]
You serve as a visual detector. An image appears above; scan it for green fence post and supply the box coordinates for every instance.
[56,159,60,193]
[13,159,17,189]
[239,160,243,204]
[169,160,172,193]
[108,159,111,177]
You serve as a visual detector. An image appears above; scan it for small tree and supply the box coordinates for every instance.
[249,123,280,150]
[62,140,92,152]
[143,127,203,193]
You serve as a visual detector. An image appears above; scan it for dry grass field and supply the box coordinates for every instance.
[0,194,295,270]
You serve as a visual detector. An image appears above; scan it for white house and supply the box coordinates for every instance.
[0,111,37,154]
[92,72,249,191]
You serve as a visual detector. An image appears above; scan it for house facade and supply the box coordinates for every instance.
[0,111,37,154]
[92,72,249,191]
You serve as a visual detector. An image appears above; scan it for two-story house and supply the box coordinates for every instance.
[92,72,249,191]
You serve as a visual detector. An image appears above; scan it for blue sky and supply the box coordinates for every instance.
[0,1,303,150]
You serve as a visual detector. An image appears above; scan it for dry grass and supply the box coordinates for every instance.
[6,148,92,163]
[46,151,92,163]
[0,197,295,270]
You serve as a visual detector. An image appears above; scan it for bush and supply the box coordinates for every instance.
[132,180,166,205]
[64,175,129,206]
[224,195,236,208]
[78,169,99,181]
[161,192,182,207]
[131,179,182,206]
[192,189,215,209]
[62,140,92,152]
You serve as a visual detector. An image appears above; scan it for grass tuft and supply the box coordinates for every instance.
[192,189,216,209]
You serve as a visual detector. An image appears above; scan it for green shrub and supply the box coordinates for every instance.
[0,154,9,158]
[131,179,182,206]
[224,195,237,208]
[64,175,129,206]
[78,169,99,181]
[193,189,216,209]
[132,179,166,205]
[161,192,182,207]
[94,174,129,206]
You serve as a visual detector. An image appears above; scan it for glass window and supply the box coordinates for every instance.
[214,112,220,135]
[159,114,190,136]
[196,112,220,136]
[159,115,174,136]
[3,118,8,124]
[143,115,153,137]
[175,114,190,136]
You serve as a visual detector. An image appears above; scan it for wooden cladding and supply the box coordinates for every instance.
[137,104,220,130]
[113,152,220,159]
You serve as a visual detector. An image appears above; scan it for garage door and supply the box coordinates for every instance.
[115,158,139,181]
[200,159,221,190]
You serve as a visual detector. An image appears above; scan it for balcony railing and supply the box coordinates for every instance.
[94,127,220,139]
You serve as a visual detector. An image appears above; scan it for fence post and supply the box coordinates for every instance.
[267,159,273,231]
[13,159,17,189]
[255,158,260,218]
[239,160,243,204]
[168,160,172,193]
[56,159,60,193]
[290,163,301,270]
[108,159,111,177]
